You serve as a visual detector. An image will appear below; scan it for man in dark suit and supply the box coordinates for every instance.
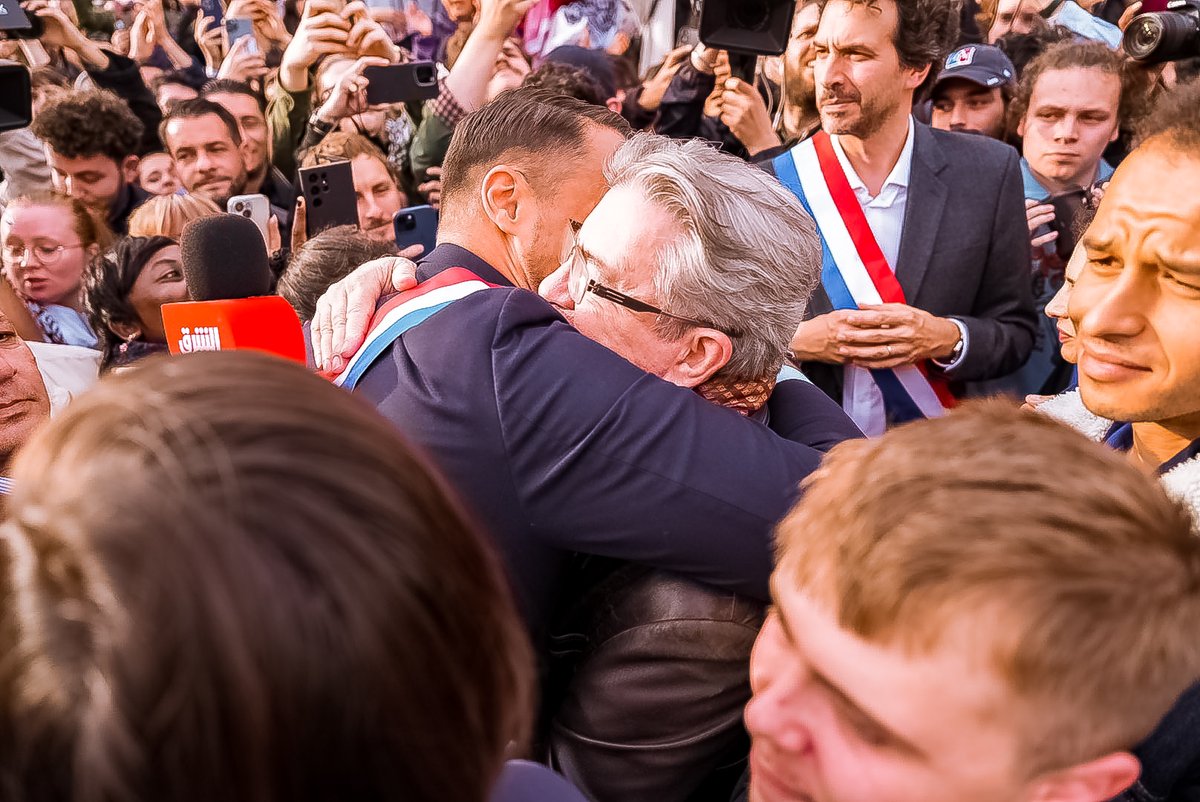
[312,89,862,802]
[772,0,1036,435]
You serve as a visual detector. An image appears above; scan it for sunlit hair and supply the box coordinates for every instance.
[604,133,821,382]
[0,352,533,802]
[776,402,1200,775]
[127,192,222,239]
[5,192,113,253]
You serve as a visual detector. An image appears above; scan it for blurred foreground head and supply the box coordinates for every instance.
[747,402,1200,802]
[0,352,532,802]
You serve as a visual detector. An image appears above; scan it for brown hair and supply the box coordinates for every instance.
[1135,73,1200,150]
[821,0,962,98]
[440,86,631,213]
[776,402,1200,774]
[0,352,534,802]
[300,131,398,185]
[30,89,144,161]
[277,225,397,320]
[127,192,223,239]
[1009,40,1144,142]
[7,192,114,252]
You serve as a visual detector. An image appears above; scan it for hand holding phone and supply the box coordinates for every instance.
[298,160,359,237]
[364,61,440,105]
[224,15,258,54]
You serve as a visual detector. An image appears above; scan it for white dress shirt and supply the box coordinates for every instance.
[830,117,915,437]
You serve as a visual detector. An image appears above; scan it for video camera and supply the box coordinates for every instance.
[1123,0,1200,64]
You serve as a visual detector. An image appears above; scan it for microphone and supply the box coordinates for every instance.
[161,215,306,364]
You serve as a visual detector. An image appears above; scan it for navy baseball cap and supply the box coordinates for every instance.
[933,45,1016,93]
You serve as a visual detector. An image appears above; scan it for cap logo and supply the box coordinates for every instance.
[946,46,976,69]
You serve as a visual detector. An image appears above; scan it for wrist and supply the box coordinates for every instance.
[932,318,964,361]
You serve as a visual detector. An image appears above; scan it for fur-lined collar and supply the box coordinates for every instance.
[1036,390,1200,522]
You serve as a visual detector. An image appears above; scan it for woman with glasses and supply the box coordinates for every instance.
[0,193,113,348]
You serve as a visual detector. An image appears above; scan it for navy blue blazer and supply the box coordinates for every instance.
[354,244,859,632]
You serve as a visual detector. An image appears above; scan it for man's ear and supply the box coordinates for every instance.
[663,329,734,389]
[905,63,931,93]
[479,165,524,236]
[121,154,140,185]
[1027,752,1141,802]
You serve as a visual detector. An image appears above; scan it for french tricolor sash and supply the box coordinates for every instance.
[334,267,499,390]
[772,132,955,425]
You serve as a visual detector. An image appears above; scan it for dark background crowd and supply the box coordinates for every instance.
[2,0,1200,800]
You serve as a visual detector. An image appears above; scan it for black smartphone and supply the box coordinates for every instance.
[0,1,42,39]
[393,205,438,257]
[200,0,225,30]
[1047,188,1089,261]
[364,62,440,105]
[298,161,359,237]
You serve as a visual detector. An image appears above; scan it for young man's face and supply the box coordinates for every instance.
[165,113,249,207]
[1019,67,1121,192]
[931,79,1007,139]
[744,565,1033,802]
[350,154,407,242]
[45,148,134,217]
[1071,144,1200,430]
[812,0,924,140]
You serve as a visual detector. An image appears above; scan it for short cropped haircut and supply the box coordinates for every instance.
[159,97,242,152]
[820,0,961,98]
[277,225,397,321]
[30,89,143,162]
[0,352,534,802]
[1009,41,1143,140]
[440,86,631,212]
[1135,75,1200,150]
[604,133,821,382]
[776,402,1200,775]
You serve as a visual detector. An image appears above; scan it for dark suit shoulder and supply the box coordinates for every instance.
[925,126,1020,171]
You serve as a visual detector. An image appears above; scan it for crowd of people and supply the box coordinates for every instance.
[1,0,1200,799]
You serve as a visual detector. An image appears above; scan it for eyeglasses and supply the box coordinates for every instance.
[2,241,85,266]
[565,221,740,336]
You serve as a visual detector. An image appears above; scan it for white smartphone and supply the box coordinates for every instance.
[227,194,270,244]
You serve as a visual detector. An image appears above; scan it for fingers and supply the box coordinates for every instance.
[1024,394,1051,409]
[267,215,281,253]
[291,196,308,252]
[312,281,342,370]
[337,261,397,359]
[835,326,914,346]
[1032,230,1059,249]
[394,249,423,271]
[1026,203,1055,232]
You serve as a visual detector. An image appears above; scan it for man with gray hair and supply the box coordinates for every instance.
[312,89,860,800]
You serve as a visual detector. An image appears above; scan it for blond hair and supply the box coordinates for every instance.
[777,402,1200,774]
[127,193,222,239]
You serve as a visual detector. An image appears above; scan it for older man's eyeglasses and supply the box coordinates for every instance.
[565,221,739,335]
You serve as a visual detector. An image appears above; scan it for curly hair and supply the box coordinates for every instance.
[824,0,962,98]
[83,235,176,371]
[522,62,608,107]
[1135,74,1200,150]
[1008,40,1147,144]
[30,89,144,162]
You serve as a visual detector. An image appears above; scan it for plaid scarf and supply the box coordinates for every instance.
[695,374,777,416]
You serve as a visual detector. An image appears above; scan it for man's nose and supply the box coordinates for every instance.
[1054,115,1080,142]
[538,262,575,309]
[949,103,969,129]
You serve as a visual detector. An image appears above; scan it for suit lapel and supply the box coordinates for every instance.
[895,124,949,301]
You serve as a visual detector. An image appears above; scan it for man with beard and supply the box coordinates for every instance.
[31,90,150,236]
[160,99,250,210]
[771,0,1035,435]
[300,133,408,244]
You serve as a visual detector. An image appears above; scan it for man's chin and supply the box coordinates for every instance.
[1078,378,1155,424]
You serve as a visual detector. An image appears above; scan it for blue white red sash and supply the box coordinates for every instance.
[772,132,955,424]
[334,267,498,390]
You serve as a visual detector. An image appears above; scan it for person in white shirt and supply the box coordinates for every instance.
[770,0,1035,435]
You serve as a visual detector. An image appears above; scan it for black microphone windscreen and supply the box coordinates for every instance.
[180,214,272,301]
